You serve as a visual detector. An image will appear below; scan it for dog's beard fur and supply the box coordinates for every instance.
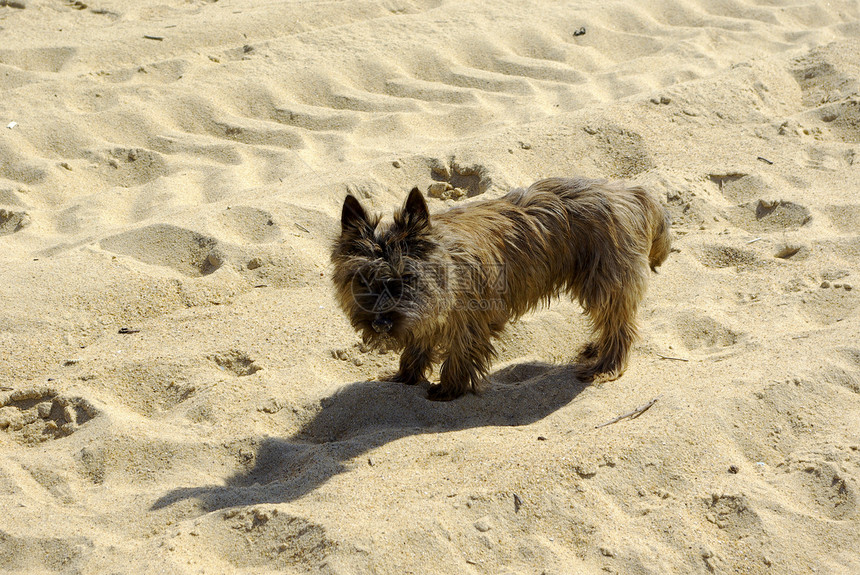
[331,177,671,401]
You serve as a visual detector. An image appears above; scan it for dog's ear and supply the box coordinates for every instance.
[399,187,430,231]
[341,194,370,232]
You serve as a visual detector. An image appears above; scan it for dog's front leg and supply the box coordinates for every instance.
[389,342,433,386]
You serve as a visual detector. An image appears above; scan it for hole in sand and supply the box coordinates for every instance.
[210,350,261,377]
[0,387,98,445]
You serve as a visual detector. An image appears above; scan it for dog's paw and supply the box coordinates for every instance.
[384,371,427,386]
[573,362,623,383]
[592,370,622,384]
[426,384,462,402]
[572,363,596,382]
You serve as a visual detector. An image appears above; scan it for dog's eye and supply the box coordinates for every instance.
[383,278,403,297]
[398,274,415,290]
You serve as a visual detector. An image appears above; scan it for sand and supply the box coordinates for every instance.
[1,0,859,573]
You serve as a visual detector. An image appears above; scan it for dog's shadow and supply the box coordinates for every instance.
[151,362,588,512]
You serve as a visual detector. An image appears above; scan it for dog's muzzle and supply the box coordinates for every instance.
[372,317,393,334]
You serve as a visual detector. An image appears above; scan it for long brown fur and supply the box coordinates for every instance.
[331,177,671,401]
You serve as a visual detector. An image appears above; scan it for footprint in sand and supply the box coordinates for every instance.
[427,156,493,200]
[801,143,855,171]
[693,244,760,269]
[802,279,857,325]
[704,493,765,539]
[581,123,655,178]
[0,208,31,235]
[673,310,742,351]
[91,147,171,188]
[0,387,98,445]
[781,460,857,521]
[210,350,261,377]
[709,172,783,204]
[815,98,860,144]
[723,198,812,234]
[178,508,334,571]
[217,206,281,244]
[100,224,225,277]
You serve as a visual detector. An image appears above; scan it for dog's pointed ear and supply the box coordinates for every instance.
[402,187,430,229]
[341,194,369,232]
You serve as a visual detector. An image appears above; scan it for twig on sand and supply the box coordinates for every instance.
[656,353,688,362]
[595,397,659,429]
[746,237,763,244]
[295,222,310,233]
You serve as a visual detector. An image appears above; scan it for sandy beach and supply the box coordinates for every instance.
[1,0,859,573]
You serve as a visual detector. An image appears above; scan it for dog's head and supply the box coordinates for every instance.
[331,187,443,348]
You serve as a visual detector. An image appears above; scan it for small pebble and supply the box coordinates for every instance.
[820,281,830,288]
[728,465,739,474]
[63,405,77,425]
[427,181,453,197]
[844,283,853,291]
[474,516,492,532]
[37,402,53,419]
[392,160,401,168]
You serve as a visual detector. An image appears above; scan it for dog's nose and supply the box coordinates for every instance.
[372,317,393,333]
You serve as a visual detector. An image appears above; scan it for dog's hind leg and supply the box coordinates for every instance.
[574,263,648,382]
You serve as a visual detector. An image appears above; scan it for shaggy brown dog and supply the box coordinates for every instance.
[331,177,671,401]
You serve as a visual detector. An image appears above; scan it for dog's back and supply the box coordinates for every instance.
[505,177,671,272]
